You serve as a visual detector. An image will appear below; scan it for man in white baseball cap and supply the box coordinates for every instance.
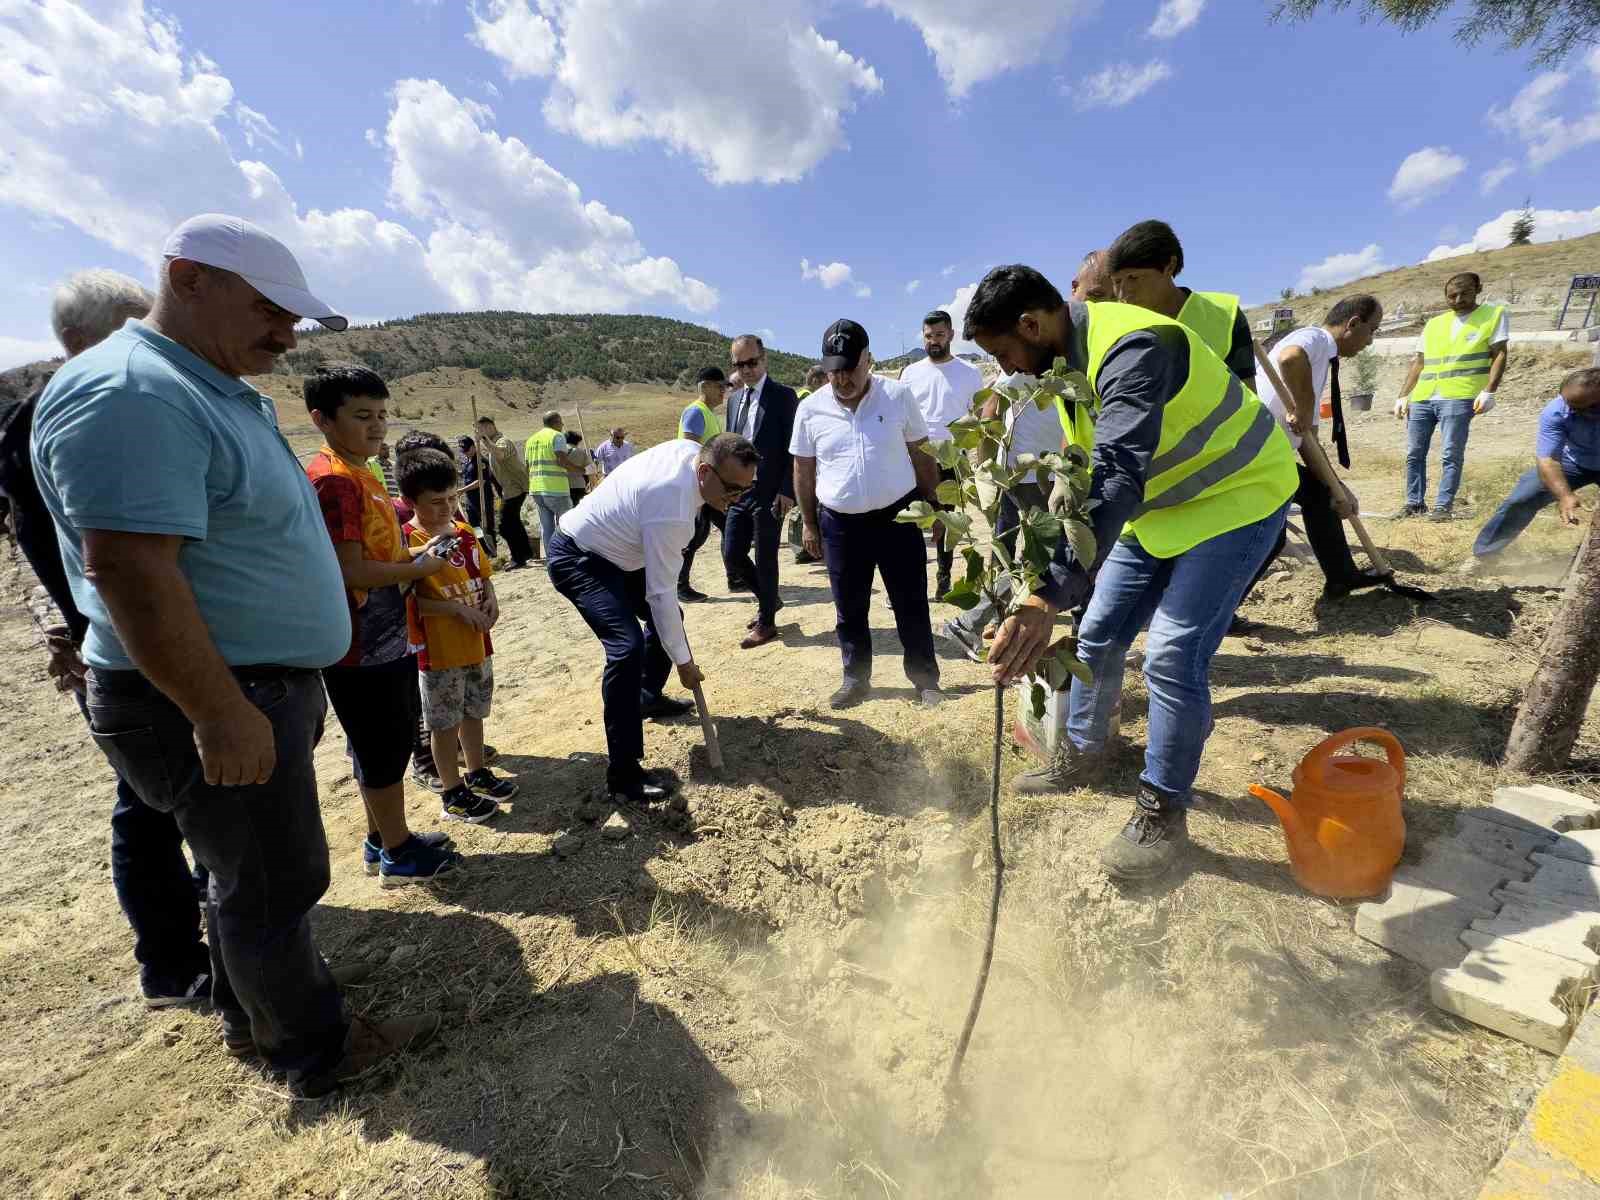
[165,212,347,332]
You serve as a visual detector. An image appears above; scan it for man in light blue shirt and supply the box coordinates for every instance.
[1472,367,1600,561]
[31,213,438,1097]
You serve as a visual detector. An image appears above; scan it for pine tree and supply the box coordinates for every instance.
[1508,200,1535,246]
[1273,0,1598,65]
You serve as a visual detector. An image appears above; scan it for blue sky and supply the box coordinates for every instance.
[2,0,1597,369]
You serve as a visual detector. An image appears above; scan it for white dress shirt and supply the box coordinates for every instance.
[997,372,1065,482]
[789,376,929,514]
[900,355,983,443]
[558,440,701,665]
[1256,326,1338,451]
[733,374,766,440]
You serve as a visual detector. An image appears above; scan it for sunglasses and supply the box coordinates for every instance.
[731,355,763,371]
[709,467,753,499]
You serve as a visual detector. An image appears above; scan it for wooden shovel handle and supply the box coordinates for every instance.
[691,681,723,770]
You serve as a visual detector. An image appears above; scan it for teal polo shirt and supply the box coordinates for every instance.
[31,321,350,670]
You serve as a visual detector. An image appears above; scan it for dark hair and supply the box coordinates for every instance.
[804,365,828,389]
[962,265,1065,340]
[1562,367,1600,394]
[304,362,388,419]
[922,309,953,328]
[732,333,765,352]
[1325,294,1383,327]
[398,447,458,500]
[1104,220,1184,277]
[567,432,583,445]
[696,365,727,384]
[474,415,494,427]
[457,435,475,451]
[394,429,450,459]
[701,432,760,471]
[1446,272,1481,291]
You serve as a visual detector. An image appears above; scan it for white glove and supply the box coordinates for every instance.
[1474,391,1496,415]
[1048,473,1072,517]
[1393,397,1409,419]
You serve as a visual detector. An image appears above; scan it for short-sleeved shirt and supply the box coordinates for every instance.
[403,519,494,671]
[1536,396,1600,475]
[594,439,635,474]
[1255,326,1337,451]
[565,445,592,487]
[900,356,984,442]
[995,372,1065,483]
[788,377,929,514]
[307,448,411,668]
[30,321,349,670]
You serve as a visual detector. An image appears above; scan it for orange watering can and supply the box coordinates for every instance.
[1249,727,1406,899]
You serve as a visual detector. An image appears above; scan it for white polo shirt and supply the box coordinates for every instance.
[900,355,983,443]
[789,376,929,514]
[558,439,701,665]
[997,372,1065,482]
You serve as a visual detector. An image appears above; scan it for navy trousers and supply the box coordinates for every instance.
[723,492,781,622]
[819,493,940,690]
[548,531,673,790]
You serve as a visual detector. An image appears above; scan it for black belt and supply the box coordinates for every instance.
[821,489,921,522]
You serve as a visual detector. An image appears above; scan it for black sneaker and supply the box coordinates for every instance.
[641,695,695,719]
[1227,614,1265,637]
[1013,741,1107,795]
[441,784,499,824]
[1099,788,1190,881]
[411,763,445,794]
[1389,503,1425,520]
[144,971,211,1010]
[1427,506,1453,522]
[678,584,708,603]
[455,743,500,767]
[829,678,870,709]
[464,768,519,801]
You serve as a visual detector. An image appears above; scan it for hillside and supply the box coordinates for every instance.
[277,311,813,389]
[1248,230,1600,332]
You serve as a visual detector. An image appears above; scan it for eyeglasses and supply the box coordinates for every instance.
[709,467,753,499]
[731,356,763,371]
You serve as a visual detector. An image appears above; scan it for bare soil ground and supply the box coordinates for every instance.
[2,344,1597,1200]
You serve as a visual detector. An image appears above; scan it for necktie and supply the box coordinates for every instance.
[744,389,757,437]
[1328,356,1350,468]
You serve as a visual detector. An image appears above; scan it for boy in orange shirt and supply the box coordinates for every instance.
[304,365,461,886]
[398,448,518,822]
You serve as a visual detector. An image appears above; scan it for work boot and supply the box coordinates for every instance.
[295,1013,443,1099]
[678,584,708,603]
[1012,741,1108,795]
[1321,569,1392,600]
[1389,503,1425,520]
[829,678,871,709]
[1099,786,1189,881]
[1427,505,1453,522]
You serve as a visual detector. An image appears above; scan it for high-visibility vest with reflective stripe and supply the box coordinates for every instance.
[1176,290,1240,362]
[1414,305,1504,401]
[524,427,569,496]
[1055,393,1097,457]
[679,398,723,442]
[1082,301,1297,559]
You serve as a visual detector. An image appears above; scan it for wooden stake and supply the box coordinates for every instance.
[469,390,489,537]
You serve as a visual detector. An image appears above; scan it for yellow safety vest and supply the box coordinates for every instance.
[679,398,724,442]
[1078,301,1297,558]
[524,427,568,496]
[1176,290,1241,363]
[1413,305,1505,401]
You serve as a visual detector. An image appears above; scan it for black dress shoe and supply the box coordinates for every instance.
[794,550,820,565]
[829,679,870,709]
[678,585,708,602]
[612,780,672,804]
[1322,569,1392,600]
[641,695,695,719]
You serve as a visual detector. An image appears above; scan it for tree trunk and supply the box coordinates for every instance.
[1504,512,1600,772]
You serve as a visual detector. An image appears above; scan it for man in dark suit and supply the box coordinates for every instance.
[723,334,797,649]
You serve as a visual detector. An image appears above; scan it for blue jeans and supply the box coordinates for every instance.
[1068,503,1289,805]
[547,530,673,791]
[84,667,347,1084]
[1405,398,1474,509]
[531,492,574,554]
[1474,464,1600,557]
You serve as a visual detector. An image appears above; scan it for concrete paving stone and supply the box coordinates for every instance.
[1433,954,1578,1054]
[1356,878,1499,971]
[1548,829,1600,866]
[1519,856,1600,909]
[1401,844,1528,906]
[1477,787,1600,837]
[1453,812,1558,871]
[1456,929,1600,983]
[1472,896,1600,968]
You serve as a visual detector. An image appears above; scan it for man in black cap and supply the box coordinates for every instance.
[790,320,945,708]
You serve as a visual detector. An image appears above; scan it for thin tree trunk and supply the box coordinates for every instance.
[1505,512,1600,772]
[946,682,1006,1093]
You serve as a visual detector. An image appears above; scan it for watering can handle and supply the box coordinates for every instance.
[1304,727,1405,791]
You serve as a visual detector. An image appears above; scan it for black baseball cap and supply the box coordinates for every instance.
[695,366,727,384]
[819,319,869,372]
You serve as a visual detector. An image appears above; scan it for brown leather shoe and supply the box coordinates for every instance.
[740,622,778,649]
[295,1013,441,1098]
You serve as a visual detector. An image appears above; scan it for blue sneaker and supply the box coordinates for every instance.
[378,835,463,889]
[363,830,454,876]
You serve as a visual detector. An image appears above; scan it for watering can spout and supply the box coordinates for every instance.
[1250,784,1318,862]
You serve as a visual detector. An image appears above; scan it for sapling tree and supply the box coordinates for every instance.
[894,357,1096,1091]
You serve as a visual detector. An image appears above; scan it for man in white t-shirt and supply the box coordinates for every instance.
[548,433,757,804]
[899,309,983,598]
[791,319,944,709]
[1239,294,1388,621]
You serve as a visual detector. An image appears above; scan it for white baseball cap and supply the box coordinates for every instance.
[162,213,348,331]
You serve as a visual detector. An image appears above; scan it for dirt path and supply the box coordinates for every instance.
[1,347,1595,1199]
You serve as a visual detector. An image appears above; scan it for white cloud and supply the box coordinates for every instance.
[469,0,558,80]
[801,258,855,289]
[0,2,717,328]
[869,0,1098,98]
[1487,51,1600,168]
[1072,60,1173,110]
[234,103,291,156]
[1387,146,1467,209]
[1425,205,1600,261]
[1480,159,1517,195]
[1296,244,1392,292]
[941,264,956,277]
[905,279,922,294]
[1148,0,1204,38]
[0,334,62,371]
[854,283,872,299]
[467,0,881,185]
